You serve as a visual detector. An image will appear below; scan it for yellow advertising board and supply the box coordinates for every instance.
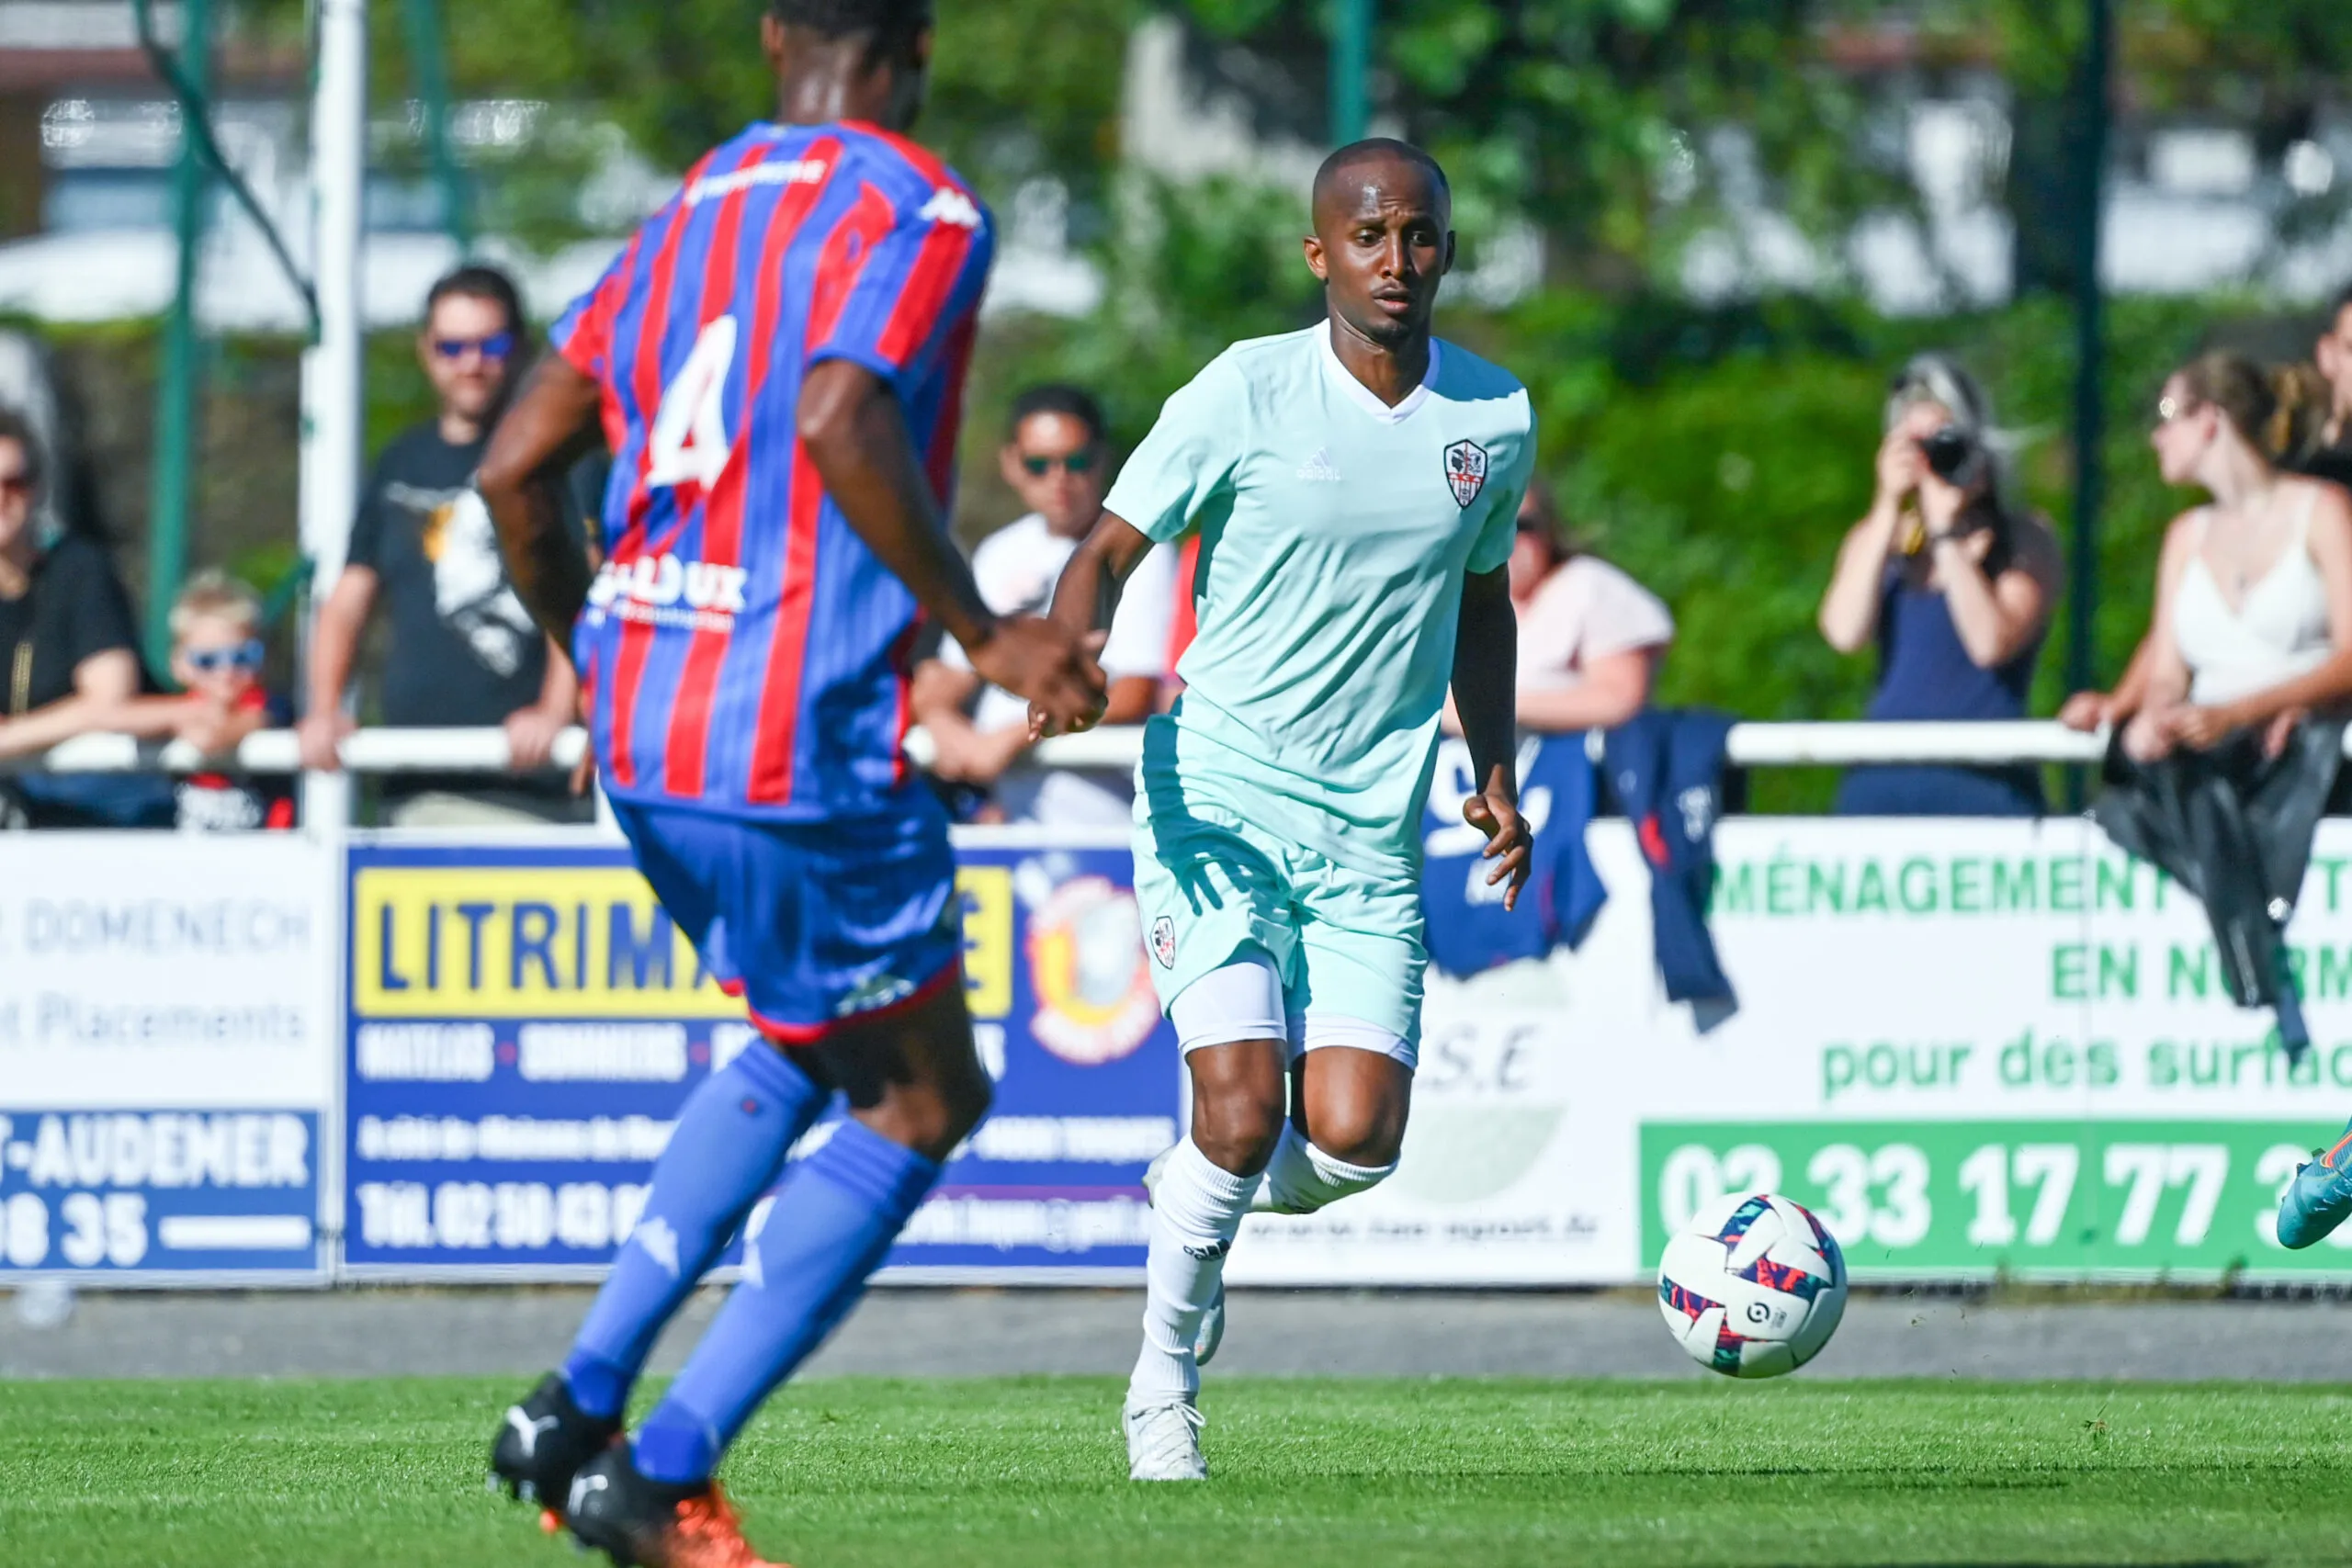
[350,864,1013,1021]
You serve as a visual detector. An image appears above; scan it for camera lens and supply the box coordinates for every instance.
[1920,426,1975,481]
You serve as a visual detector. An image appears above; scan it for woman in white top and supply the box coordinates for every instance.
[1493,483,1673,732]
[2069,353,2352,761]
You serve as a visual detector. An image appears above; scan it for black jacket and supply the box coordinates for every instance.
[2093,719,2344,1061]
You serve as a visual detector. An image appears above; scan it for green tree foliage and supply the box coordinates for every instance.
[234,0,1141,222]
[453,0,1139,197]
[1174,0,1910,286]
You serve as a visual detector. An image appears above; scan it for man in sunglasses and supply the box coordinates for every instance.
[913,384,1176,824]
[300,264,587,824]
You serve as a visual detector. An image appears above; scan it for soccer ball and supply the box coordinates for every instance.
[1657,1191,1847,1379]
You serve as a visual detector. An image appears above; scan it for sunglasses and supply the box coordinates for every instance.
[0,471,31,496]
[1019,449,1099,478]
[433,331,516,362]
[184,638,265,674]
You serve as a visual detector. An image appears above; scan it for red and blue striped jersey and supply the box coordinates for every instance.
[552,119,993,821]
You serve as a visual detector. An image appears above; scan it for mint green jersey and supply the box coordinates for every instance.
[1104,323,1536,875]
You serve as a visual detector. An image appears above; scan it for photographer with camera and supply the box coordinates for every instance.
[1819,355,2061,816]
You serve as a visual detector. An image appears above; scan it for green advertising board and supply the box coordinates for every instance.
[1640,1121,2346,1277]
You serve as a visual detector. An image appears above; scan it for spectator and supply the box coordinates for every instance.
[2308,281,2352,490]
[1496,481,1672,733]
[0,407,175,828]
[1819,354,2061,816]
[913,385,1174,825]
[299,265,583,826]
[2061,322,2348,721]
[102,571,292,831]
[2064,354,2352,761]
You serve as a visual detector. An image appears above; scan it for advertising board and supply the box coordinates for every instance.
[1235,817,2352,1284]
[0,835,334,1281]
[341,834,1175,1280]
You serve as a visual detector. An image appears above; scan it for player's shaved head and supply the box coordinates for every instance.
[1304,138,1453,355]
[1312,139,1451,229]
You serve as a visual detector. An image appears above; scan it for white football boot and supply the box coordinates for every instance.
[1141,1145,1226,1365]
[1123,1397,1208,1482]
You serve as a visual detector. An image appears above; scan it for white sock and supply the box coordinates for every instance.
[1129,1138,1259,1404]
[1252,1122,1396,1215]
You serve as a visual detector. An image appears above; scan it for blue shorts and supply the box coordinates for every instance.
[608,795,962,1043]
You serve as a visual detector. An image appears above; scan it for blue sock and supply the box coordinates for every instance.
[632,1119,941,1483]
[560,1045,826,1421]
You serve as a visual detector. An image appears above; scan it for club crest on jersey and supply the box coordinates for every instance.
[1151,916,1177,969]
[1444,440,1490,509]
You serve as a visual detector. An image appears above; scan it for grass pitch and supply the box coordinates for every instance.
[1,1377,2347,1566]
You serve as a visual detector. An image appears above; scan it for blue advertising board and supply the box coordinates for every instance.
[342,836,1176,1279]
[0,1110,323,1277]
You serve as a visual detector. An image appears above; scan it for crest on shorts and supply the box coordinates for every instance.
[1443,440,1489,508]
[1151,916,1177,969]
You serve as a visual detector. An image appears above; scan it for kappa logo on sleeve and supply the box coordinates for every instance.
[920,187,983,230]
[1443,440,1490,508]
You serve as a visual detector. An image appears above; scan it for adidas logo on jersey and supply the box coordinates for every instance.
[920,187,983,230]
[1295,448,1342,482]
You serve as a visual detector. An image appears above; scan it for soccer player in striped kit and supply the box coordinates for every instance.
[476,4,1102,1562]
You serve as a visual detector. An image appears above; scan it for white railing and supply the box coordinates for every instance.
[0,719,2124,777]
[2,727,592,776]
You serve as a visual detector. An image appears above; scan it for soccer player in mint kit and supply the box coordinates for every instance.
[474,2,1102,1562]
[1036,139,1537,1482]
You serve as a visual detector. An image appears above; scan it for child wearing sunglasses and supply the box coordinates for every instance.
[105,571,293,829]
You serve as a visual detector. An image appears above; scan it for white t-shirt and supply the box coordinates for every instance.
[942,512,1178,825]
[1516,556,1674,693]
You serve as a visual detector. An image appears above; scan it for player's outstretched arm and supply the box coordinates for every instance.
[1033,512,1156,739]
[1453,564,1533,911]
[799,360,1105,730]
[480,355,604,649]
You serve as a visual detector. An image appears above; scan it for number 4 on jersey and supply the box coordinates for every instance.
[646,316,739,491]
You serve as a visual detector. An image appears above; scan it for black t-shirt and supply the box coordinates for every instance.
[0,533,142,717]
[347,424,549,728]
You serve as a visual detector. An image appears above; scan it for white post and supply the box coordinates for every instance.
[300,0,368,834]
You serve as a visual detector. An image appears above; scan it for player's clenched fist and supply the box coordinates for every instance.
[1463,790,1533,912]
[968,615,1105,739]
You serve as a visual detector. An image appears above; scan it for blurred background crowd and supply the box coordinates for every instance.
[3,0,2352,828]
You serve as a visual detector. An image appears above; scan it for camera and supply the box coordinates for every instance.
[1919,424,1979,482]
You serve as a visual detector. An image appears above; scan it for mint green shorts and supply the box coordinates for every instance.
[1130,798,1426,1054]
